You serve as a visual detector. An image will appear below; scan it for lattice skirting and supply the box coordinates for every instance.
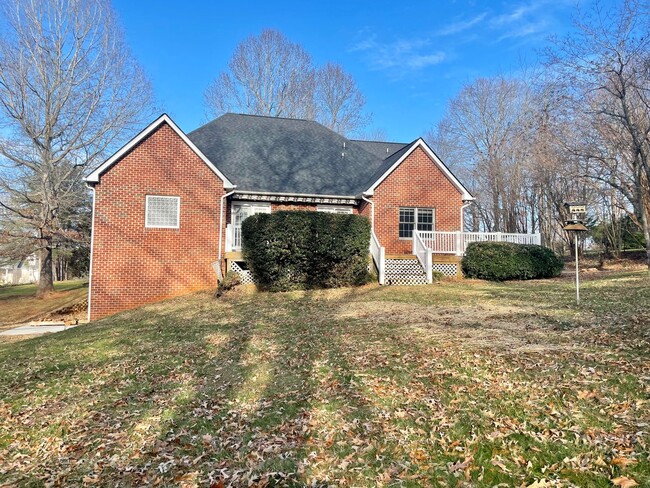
[229,261,257,285]
[432,263,458,277]
[384,259,428,286]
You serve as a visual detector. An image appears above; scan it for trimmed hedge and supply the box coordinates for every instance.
[241,211,371,291]
[462,242,564,281]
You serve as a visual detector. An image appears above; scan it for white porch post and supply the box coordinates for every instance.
[225,224,232,252]
[455,231,463,256]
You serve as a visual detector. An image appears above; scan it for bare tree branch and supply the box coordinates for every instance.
[0,0,155,294]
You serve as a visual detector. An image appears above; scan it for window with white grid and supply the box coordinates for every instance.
[145,195,180,228]
[316,205,354,214]
[399,207,435,238]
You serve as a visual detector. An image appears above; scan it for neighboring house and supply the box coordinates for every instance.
[86,113,539,320]
[0,255,40,285]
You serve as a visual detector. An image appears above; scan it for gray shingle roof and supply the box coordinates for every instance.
[361,142,417,191]
[187,113,408,196]
[349,140,409,160]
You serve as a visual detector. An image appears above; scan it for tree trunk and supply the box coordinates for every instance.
[37,238,55,297]
[641,204,650,270]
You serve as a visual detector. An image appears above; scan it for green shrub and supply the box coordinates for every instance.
[462,242,564,281]
[241,211,371,291]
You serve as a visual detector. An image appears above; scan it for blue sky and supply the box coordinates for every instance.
[113,0,590,142]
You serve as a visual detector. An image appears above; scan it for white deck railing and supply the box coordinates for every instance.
[226,224,242,252]
[416,230,542,256]
[370,230,386,285]
[412,230,433,283]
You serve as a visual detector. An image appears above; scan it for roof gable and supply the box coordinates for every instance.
[86,114,235,188]
[364,138,474,201]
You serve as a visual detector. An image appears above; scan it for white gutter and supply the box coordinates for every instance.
[217,188,237,280]
[361,194,375,231]
[233,189,357,200]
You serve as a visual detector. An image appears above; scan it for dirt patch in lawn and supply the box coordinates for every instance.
[335,299,583,353]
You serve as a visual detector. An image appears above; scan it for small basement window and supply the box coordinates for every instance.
[145,195,180,228]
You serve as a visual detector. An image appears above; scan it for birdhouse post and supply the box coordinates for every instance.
[563,203,588,305]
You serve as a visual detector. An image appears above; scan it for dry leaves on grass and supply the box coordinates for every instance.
[1,273,649,486]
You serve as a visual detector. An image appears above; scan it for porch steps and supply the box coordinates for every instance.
[384,256,429,286]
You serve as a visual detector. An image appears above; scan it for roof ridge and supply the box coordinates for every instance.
[190,112,335,137]
[225,112,317,123]
[349,138,408,145]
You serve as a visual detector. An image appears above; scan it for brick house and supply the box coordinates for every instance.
[86,113,536,320]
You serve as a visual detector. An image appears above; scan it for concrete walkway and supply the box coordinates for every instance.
[0,324,77,336]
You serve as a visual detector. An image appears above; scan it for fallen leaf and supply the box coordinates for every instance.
[611,476,638,487]
[448,455,473,473]
[611,456,638,467]
[527,480,553,488]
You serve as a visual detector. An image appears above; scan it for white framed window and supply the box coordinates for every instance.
[316,205,354,214]
[231,201,271,226]
[145,195,180,229]
[399,207,435,238]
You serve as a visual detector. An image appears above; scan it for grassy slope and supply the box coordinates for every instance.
[0,272,648,487]
[0,280,88,329]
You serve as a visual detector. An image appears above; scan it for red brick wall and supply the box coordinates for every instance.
[89,122,226,320]
[372,146,463,255]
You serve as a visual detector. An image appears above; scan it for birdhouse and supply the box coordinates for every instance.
[564,202,586,225]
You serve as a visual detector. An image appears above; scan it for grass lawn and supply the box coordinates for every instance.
[0,271,648,487]
[0,280,88,329]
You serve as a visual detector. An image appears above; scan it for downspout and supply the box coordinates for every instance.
[87,185,96,322]
[363,193,385,284]
[460,200,472,232]
[217,187,237,281]
[361,194,374,232]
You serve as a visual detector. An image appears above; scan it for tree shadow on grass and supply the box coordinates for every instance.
[5,280,643,486]
[0,295,253,486]
[80,286,382,486]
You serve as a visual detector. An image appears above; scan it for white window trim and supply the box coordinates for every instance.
[145,195,181,229]
[399,207,435,240]
[316,205,354,214]
[231,201,272,215]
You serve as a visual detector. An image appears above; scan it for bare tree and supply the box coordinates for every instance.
[547,0,650,267]
[359,127,388,143]
[315,63,368,135]
[205,29,315,119]
[433,76,534,233]
[205,30,370,136]
[0,0,154,296]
